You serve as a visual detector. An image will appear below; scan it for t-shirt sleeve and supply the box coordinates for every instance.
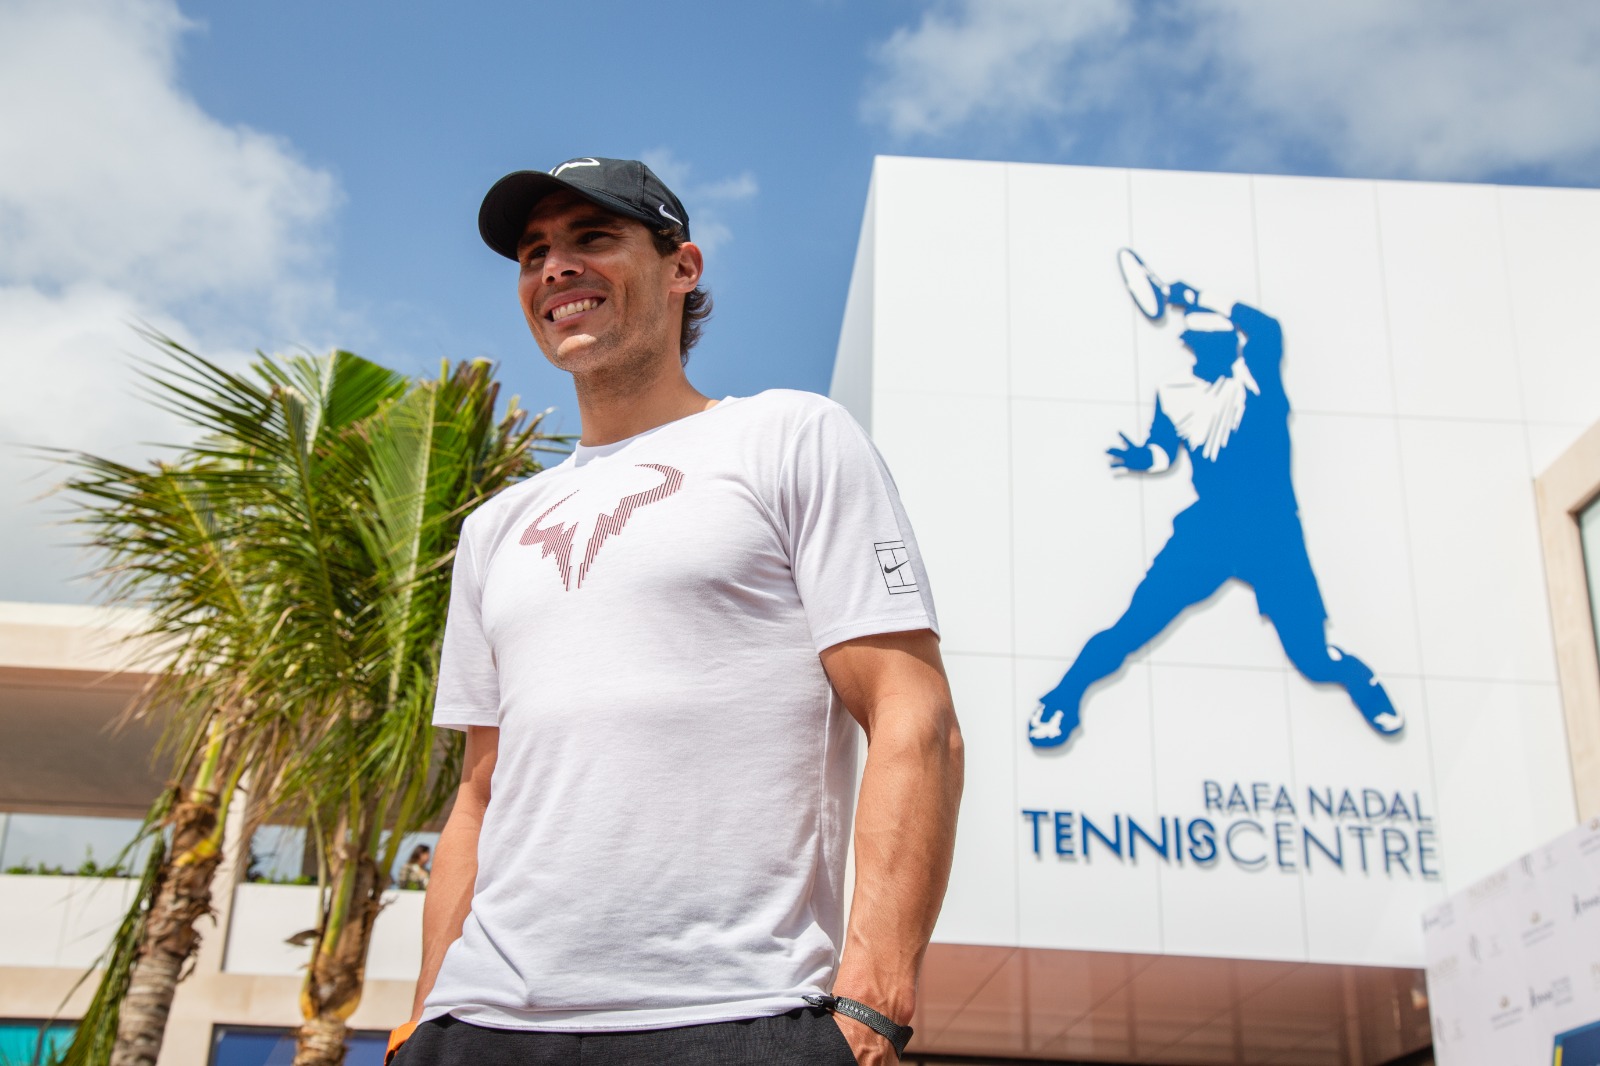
[433,528,500,730]
[779,401,939,652]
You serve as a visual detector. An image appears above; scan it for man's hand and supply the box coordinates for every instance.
[1166,280,1200,311]
[1107,432,1155,471]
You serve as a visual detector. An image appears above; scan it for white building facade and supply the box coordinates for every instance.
[828,156,1600,1063]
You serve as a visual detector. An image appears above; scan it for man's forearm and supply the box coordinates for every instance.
[834,702,963,1024]
[408,803,483,1020]
[408,725,496,1022]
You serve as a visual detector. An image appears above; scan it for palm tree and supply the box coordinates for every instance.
[277,357,557,1064]
[58,337,561,1066]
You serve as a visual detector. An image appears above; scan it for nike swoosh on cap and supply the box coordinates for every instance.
[658,204,684,227]
[551,158,600,177]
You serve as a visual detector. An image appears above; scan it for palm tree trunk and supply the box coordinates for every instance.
[293,813,386,1066]
[109,784,226,1066]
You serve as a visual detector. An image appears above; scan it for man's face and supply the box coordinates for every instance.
[515,190,699,375]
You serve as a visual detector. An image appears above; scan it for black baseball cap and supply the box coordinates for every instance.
[478,156,691,261]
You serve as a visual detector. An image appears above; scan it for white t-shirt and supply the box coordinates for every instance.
[422,389,938,1032]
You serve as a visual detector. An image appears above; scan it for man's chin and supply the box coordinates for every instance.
[548,333,599,366]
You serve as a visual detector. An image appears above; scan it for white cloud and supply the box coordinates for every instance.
[0,0,338,318]
[862,0,1600,182]
[1206,0,1600,178]
[862,0,1130,140]
[0,0,345,603]
[639,148,758,255]
[0,285,197,601]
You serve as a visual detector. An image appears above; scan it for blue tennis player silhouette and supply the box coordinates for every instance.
[1027,251,1403,748]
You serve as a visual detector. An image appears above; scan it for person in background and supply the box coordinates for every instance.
[399,844,431,890]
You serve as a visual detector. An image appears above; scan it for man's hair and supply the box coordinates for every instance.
[650,228,712,364]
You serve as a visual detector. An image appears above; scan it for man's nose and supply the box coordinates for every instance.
[543,244,584,283]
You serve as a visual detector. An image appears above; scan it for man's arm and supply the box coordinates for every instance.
[1228,300,1284,390]
[407,724,498,1022]
[819,629,963,1064]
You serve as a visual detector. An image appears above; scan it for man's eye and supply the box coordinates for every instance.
[579,230,610,244]
[521,247,547,266]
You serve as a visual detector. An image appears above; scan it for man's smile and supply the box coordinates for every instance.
[548,296,605,322]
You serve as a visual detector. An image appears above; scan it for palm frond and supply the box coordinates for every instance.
[53,332,569,1065]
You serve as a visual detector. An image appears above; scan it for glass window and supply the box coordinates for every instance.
[210,1026,386,1066]
[0,1020,75,1065]
[245,825,309,884]
[242,827,440,887]
[0,814,148,876]
[1583,496,1600,668]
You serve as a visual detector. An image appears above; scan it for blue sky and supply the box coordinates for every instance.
[4,0,1599,603]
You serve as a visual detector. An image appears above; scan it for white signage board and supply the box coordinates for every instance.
[833,156,1591,967]
[1423,818,1600,1064]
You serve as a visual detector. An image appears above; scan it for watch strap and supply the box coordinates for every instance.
[804,993,914,1056]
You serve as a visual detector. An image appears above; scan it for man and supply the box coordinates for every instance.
[1027,265,1402,748]
[388,157,963,1066]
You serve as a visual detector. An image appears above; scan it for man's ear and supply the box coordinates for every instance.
[668,241,703,294]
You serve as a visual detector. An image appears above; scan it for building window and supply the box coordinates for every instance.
[210,1026,387,1066]
[1582,496,1600,668]
[0,813,148,876]
[242,826,441,887]
[244,824,311,884]
[0,1020,74,1065]
[1534,419,1600,822]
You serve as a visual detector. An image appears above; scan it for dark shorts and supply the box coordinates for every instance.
[391,1007,858,1066]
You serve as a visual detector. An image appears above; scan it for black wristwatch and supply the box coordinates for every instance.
[804,993,915,1056]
